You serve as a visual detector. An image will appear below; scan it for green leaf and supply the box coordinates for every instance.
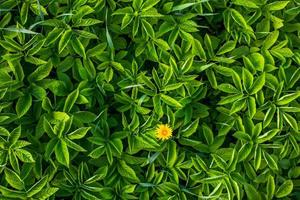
[121,14,133,30]
[75,30,99,39]
[192,39,206,60]
[217,40,236,55]
[263,151,278,171]
[247,96,256,119]
[232,70,243,91]
[0,186,26,199]
[45,138,58,159]
[142,0,160,11]
[249,53,265,71]
[288,167,300,179]
[33,187,59,200]
[9,151,20,174]
[238,142,252,161]
[276,91,300,105]
[275,180,293,198]
[283,113,298,131]
[230,99,246,114]
[267,175,275,199]
[15,149,35,163]
[202,124,214,145]
[160,94,183,108]
[73,111,97,123]
[233,131,252,141]
[0,126,10,136]
[181,56,194,74]
[162,65,173,86]
[105,144,113,165]
[26,176,48,197]
[109,138,123,155]
[192,155,208,172]
[172,2,202,12]
[154,38,170,51]
[27,39,45,55]
[250,73,265,94]
[55,139,69,167]
[231,9,248,28]
[16,94,32,117]
[254,145,261,170]
[28,62,53,82]
[0,39,22,52]
[74,18,102,27]
[204,34,214,58]
[4,168,24,190]
[153,95,163,118]
[167,141,177,167]
[43,117,56,137]
[142,20,155,38]
[268,1,289,11]
[68,127,90,140]
[81,190,100,200]
[281,107,300,113]
[181,119,199,137]
[1,27,38,34]
[58,29,72,53]
[288,68,300,89]
[87,43,107,57]
[89,146,105,159]
[243,56,255,72]
[65,137,86,152]
[63,89,79,112]
[199,175,226,183]
[212,153,227,170]
[84,166,108,184]
[232,0,258,8]
[244,184,261,200]
[262,30,279,50]
[111,61,125,72]
[218,94,244,105]
[242,68,253,91]
[257,129,280,143]
[45,28,64,46]
[71,37,86,58]
[9,126,21,145]
[162,83,183,92]
[118,160,140,183]
[206,69,217,88]
[263,104,276,128]
[113,7,133,15]
[26,56,47,65]
[133,0,143,10]
[218,83,240,93]
[20,3,29,24]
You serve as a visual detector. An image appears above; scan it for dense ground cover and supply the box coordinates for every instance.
[0,0,299,199]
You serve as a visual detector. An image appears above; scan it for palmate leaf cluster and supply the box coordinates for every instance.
[0,0,299,199]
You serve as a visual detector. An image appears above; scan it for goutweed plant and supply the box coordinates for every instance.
[0,0,299,199]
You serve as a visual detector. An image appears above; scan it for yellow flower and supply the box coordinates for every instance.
[156,124,172,140]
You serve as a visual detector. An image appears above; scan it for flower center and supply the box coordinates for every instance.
[162,130,168,136]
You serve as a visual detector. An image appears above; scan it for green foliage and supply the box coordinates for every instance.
[0,0,299,199]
